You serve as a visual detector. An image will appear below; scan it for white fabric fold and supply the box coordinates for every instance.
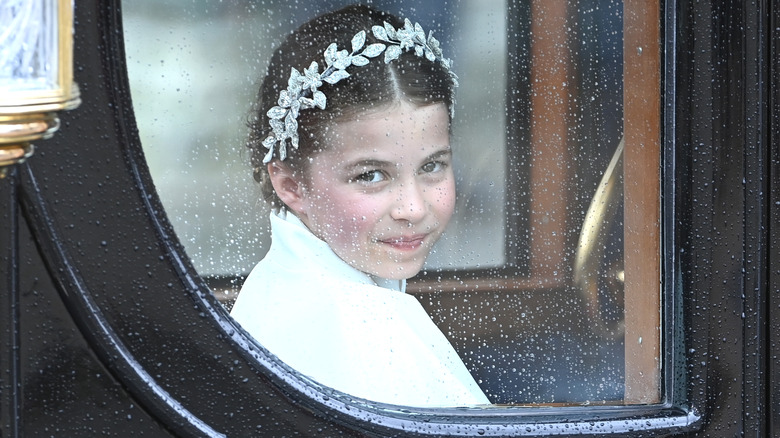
[231,210,489,407]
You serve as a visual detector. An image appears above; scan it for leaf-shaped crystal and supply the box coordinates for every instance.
[298,97,315,110]
[278,90,290,107]
[372,25,388,41]
[362,43,386,58]
[384,45,402,63]
[267,106,287,120]
[313,90,326,109]
[323,69,350,84]
[427,33,442,56]
[290,133,299,150]
[351,31,366,53]
[288,67,303,89]
[324,43,337,67]
[351,55,369,66]
[279,142,287,161]
[384,22,397,40]
[284,112,297,134]
[288,99,301,118]
[413,22,425,43]
[262,134,276,150]
[270,118,285,135]
[262,145,275,164]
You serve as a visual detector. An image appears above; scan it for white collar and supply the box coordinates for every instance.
[269,210,406,293]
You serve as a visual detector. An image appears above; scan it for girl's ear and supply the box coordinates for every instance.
[267,161,307,216]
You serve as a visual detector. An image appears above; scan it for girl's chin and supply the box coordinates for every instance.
[341,248,430,280]
[365,262,425,280]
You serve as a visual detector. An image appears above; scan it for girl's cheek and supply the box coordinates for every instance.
[436,180,457,215]
[333,200,374,232]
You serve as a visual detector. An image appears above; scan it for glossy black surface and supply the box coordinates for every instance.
[769,2,780,436]
[0,0,776,436]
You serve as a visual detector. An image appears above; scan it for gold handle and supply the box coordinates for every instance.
[573,137,625,338]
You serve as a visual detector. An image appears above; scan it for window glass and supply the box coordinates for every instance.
[123,0,661,406]
[122,0,506,280]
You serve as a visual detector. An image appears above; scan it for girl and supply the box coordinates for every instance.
[231,4,489,407]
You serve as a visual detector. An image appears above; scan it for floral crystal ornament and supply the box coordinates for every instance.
[261,18,458,164]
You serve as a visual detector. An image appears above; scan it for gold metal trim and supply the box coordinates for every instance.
[0,113,60,145]
[0,87,81,115]
[0,143,34,173]
[0,0,80,174]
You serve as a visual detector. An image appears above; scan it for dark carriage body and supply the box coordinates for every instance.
[1,1,778,436]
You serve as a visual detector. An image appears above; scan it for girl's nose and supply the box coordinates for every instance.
[390,182,427,224]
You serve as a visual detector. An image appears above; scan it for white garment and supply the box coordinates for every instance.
[231,211,489,407]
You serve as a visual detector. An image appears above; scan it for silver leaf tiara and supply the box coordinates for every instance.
[261,18,458,164]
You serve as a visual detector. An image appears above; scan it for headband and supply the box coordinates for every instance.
[261,18,458,164]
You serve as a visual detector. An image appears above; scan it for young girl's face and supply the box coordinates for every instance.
[296,102,455,280]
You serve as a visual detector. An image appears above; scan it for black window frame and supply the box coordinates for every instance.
[115,0,694,433]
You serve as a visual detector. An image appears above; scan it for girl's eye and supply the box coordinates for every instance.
[421,160,447,173]
[352,170,386,183]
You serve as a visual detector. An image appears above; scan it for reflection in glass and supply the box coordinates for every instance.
[123,0,660,406]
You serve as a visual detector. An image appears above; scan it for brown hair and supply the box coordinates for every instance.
[247,4,456,210]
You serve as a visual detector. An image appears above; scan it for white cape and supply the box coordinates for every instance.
[231,211,489,407]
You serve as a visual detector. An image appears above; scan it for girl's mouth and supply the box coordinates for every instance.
[380,234,427,250]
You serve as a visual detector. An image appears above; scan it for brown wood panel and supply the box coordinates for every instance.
[623,0,662,404]
[528,0,570,279]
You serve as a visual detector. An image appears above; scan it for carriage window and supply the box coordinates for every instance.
[123,0,661,406]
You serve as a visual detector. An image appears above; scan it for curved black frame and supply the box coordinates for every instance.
[1,0,776,436]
